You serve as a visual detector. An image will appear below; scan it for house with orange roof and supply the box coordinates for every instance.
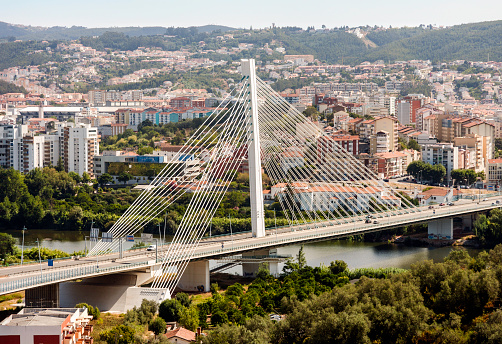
[416,188,454,206]
[165,326,196,343]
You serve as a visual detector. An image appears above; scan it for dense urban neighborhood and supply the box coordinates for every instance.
[3,18,502,344]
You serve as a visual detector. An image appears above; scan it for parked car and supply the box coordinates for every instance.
[146,245,156,251]
[428,205,434,209]
[447,202,454,206]
[373,220,379,224]
[366,215,375,219]
[439,203,445,206]
[365,219,372,223]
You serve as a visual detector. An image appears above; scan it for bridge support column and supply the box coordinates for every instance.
[178,260,210,292]
[25,283,59,308]
[428,218,453,240]
[242,249,279,277]
[59,269,169,312]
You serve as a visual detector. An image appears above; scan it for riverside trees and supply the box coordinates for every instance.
[200,246,502,343]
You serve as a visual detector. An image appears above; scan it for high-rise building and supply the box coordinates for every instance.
[62,124,99,176]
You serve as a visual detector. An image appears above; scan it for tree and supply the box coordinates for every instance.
[175,292,191,308]
[159,299,182,322]
[149,317,167,336]
[451,169,477,185]
[117,172,133,185]
[68,171,82,183]
[297,245,307,269]
[406,160,426,179]
[100,324,135,344]
[329,260,348,275]
[82,172,92,183]
[0,233,16,261]
[98,173,114,186]
[408,139,420,151]
[56,157,64,172]
[429,164,446,184]
[179,305,199,331]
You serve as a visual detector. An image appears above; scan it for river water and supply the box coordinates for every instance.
[4,229,481,271]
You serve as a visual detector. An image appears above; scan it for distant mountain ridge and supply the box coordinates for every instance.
[1,20,502,64]
[0,22,236,40]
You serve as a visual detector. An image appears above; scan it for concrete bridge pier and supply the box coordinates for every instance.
[242,249,280,277]
[178,260,210,292]
[428,218,453,240]
[58,266,169,312]
[25,284,60,308]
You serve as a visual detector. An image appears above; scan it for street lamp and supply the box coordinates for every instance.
[36,238,42,277]
[21,226,26,266]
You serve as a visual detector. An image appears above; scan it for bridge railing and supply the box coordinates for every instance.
[191,202,501,259]
[0,261,152,294]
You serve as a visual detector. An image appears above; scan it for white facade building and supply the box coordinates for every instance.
[63,124,99,175]
[421,143,459,183]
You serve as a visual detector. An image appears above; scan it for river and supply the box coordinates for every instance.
[4,229,481,272]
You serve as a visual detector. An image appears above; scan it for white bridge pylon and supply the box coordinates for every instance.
[88,59,418,293]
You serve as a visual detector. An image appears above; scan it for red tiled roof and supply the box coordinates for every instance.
[165,327,196,341]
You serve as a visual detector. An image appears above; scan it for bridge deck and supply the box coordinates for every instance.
[0,196,500,295]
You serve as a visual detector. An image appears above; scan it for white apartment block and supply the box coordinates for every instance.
[22,135,45,173]
[421,143,458,183]
[0,123,99,176]
[63,124,99,175]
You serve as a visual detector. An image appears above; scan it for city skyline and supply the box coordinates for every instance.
[1,0,502,30]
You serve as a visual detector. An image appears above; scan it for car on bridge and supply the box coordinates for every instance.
[147,245,156,251]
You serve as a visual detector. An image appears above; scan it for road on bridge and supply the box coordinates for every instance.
[1,196,501,294]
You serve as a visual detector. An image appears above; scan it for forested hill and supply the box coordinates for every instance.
[0,22,235,40]
[364,21,502,63]
[1,20,502,64]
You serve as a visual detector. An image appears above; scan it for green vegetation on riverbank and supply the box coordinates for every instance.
[80,245,502,343]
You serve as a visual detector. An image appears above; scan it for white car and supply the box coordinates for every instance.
[146,245,156,251]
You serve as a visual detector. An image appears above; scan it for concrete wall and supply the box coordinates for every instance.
[178,260,210,292]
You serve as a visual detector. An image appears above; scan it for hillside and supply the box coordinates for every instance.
[1,20,502,64]
[364,20,502,62]
[0,22,236,40]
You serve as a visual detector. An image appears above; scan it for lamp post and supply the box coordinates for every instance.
[36,238,42,277]
[274,209,277,240]
[229,214,233,249]
[21,226,26,266]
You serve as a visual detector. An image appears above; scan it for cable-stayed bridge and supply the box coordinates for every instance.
[0,59,500,311]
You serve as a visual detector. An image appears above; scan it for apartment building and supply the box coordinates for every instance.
[22,135,45,173]
[370,131,391,154]
[396,94,425,125]
[317,134,360,164]
[421,143,459,182]
[63,124,99,176]
[487,159,502,187]
[0,124,27,168]
[0,307,93,344]
[453,134,492,172]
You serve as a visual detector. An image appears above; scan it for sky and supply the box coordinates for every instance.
[1,0,502,29]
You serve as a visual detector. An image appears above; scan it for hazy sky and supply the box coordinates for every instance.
[2,0,501,29]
